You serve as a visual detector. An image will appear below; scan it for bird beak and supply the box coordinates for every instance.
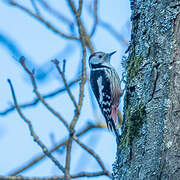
[108,51,116,57]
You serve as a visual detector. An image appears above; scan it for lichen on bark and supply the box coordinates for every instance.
[127,55,143,79]
[121,104,146,147]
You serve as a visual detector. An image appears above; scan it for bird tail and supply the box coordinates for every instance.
[106,118,121,145]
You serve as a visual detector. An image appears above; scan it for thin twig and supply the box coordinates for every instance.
[65,4,88,175]
[8,0,78,40]
[68,0,87,129]
[52,59,79,112]
[67,0,77,15]
[64,136,73,179]
[30,0,40,15]
[86,2,128,46]
[37,0,74,28]
[63,59,66,73]
[0,78,81,116]
[7,79,65,174]
[99,19,128,46]
[1,171,111,179]
[9,123,105,176]
[90,0,98,37]
[73,136,108,174]
[20,57,69,130]
[67,0,94,53]
[77,0,83,16]
[70,171,111,178]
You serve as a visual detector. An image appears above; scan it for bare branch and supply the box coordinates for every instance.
[37,0,74,29]
[7,79,65,173]
[70,171,111,178]
[67,0,77,15]
[1,171,111,179]
[90,0,98,37]
[67,0,94,53]
[30,0,40,15]
[2,1,114,179]
[9,123,105,176]
[67,0,87,129]
[73,136,113,178]
[65,136,73,179]
[86,2,128,46]
[52,59,79,112]
[99,19,129,46]
[63,59,66,73]
[7,0,78,40]
[77,0,83,16]
[20,57,69,130]
[0,78,81,116]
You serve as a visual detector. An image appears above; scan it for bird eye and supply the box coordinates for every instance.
[99,55,102,58]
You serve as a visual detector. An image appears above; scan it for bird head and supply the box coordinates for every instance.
[88,51,116,69]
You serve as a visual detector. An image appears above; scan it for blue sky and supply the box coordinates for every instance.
[0,0,131,179]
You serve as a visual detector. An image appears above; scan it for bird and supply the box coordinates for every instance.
[89,51,123,144]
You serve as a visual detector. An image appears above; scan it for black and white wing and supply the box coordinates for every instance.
[90,69,113,130]
[90,68,121,143]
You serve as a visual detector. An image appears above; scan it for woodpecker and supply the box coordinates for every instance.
[89,51,122,144]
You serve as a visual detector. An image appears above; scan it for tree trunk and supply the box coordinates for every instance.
[113,1,180,179]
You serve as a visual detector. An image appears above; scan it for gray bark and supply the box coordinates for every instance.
[113,1,180,180]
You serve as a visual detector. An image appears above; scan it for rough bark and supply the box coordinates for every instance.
[113,1,180,180]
